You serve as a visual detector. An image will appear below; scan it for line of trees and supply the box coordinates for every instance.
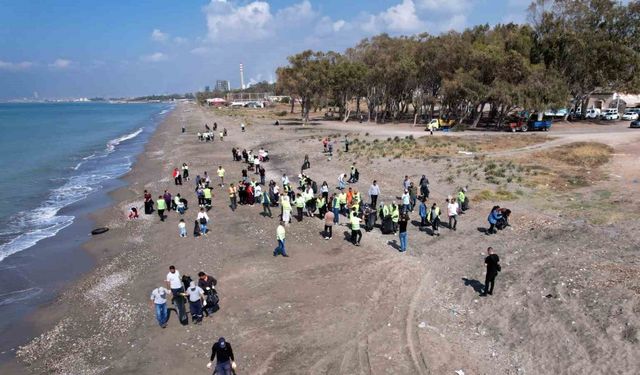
[276,0,640,126]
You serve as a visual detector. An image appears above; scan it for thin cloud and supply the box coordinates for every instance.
[49,59,72,69]
[151,29,169,42]
[0,60,34,71]
[141,52,168,62]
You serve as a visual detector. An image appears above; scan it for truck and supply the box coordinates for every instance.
[508,116,552,132]
[425,118,456,132]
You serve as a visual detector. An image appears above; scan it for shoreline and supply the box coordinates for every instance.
[0,104,176,374]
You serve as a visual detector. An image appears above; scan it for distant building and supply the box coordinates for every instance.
[215,80,231,92]
[204,86,211,93]
[587,92,640,110]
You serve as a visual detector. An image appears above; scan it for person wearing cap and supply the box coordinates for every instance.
[186,281,205,324]
[207,337,236,375]
[149,285,172,328]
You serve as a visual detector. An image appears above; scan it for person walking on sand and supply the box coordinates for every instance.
[207,337,236,375]
[178,219,187,238]
[261,189,272,217]
[368,180,380,208]
[166,266,183,304]
[398,212,409,252]
[197,208,210,236]
[150,285,172,328]
[294,193,305,222]
[163,190,172,212]
[429,202,441,236]
[281,195,292,225]
[156,195,167,221]
[419,175,429,199]
[419,198,428,227]
[144,190,154,214]
[228,183,237,211]
[241,122,245,132]
[350,208,362,246]
[217,166,225,187]
[331,193,340,226]
[481,247,501,296]
[274,222,288,257]
[182,162,190,181]
[447,198,459,231]
[203,186,213,210]
[324,208,334,239]
[173,168,182,185]
[402,189,411,214]
[338,173,347,190]
[185,281,205,324]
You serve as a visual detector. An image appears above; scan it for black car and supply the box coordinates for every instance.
[631,120,640,128]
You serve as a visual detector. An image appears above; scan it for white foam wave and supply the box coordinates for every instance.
[0,166,133,262]
[0,287,44,306]
[106,127,143,152]
[159,109,169,115]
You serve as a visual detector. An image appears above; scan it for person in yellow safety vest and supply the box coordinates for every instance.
[156,195,167,221]
[428,202,441,236]
[350,209,362,246]
[391,203,400,233]
[203,187,213,209]
[281,195,292,225]
[381,202,390,218]
[294,193,305,221]
[338,191,347,215]
[217,166,225,186]
[458,188,467,212]
[317,195,326,218]
[331,194,340,225]
[228,184,237,211]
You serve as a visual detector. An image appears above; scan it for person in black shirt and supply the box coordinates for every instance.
[481,247,501,296]
[207,337,235,375]
[198,272,218,316]
[398,213,408,252]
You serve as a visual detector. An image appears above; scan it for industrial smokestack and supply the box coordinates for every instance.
[239,63,245,90]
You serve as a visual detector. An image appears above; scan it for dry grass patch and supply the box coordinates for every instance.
[547,142,614,168]
[348,133,551,159]
[473,189,518,202]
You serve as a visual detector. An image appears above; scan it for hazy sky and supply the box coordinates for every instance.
[0,0,533,99]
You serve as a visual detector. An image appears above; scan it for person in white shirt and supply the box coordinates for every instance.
[447,198,459,231]
[402,190,411,213]
[150,286,172,328]
[185,281,205,324]
[338,173,347,190]
[197,208,210,235]
[253,156,260,174]
[178,219,187,238]
[254,185,263,200]
[165,265,183,308]
[368,180,380,208]
[281,174,289,188]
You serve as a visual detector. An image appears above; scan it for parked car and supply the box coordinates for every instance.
[622,111,639,121]
[630,119,640,128]
[585,108,601,119]
[509,116,552,132]
[544,108,568,117]
[601,108,620,120]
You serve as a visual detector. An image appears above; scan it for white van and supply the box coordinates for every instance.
[585,108,600,119]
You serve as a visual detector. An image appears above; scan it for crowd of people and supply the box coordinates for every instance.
[138,120,508,373]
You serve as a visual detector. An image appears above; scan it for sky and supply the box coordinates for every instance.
[0,0,534,100]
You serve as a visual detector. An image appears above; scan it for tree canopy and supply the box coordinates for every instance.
[275,0,639,125]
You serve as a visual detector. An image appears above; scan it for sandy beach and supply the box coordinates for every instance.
[6,102,640,374]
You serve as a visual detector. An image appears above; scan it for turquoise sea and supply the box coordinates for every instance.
[0,102,171,262]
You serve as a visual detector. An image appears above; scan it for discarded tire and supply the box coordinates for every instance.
[91,227,109,235]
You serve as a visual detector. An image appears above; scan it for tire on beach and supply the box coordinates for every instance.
[91,227,109,235]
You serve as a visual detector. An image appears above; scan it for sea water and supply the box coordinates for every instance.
[0,102,172,262]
